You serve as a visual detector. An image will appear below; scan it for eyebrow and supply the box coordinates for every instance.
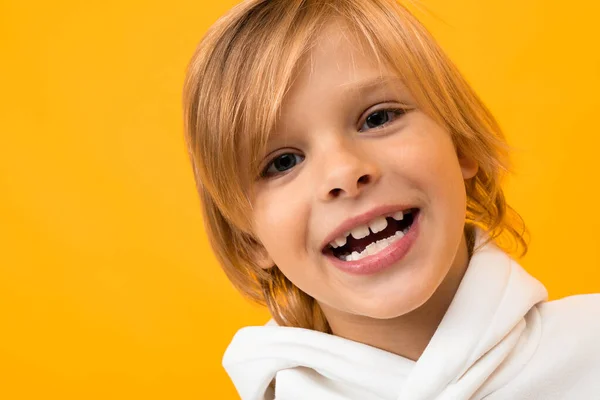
[338,75,405,92]
[337,75,410,100]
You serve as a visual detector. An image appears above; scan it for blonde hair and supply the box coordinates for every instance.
[182,0,528,332]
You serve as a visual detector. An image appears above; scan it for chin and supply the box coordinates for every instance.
[365,263,449,320]
[349,283,438,320]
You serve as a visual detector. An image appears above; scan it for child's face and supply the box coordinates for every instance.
[250,20,478,320]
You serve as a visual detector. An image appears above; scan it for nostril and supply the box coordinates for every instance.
[358,175,370,185]
[328,175,372,198]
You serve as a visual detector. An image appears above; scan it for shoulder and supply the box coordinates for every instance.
[537,293,600,330]
[486,294,600,399]
[535,293,600,363]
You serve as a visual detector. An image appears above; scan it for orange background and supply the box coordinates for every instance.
[1,0,599,398]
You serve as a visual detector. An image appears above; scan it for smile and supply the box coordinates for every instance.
[327,208,417,260]
[323,209,420,275]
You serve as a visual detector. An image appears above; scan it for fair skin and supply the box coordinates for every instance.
[250,20,479,361]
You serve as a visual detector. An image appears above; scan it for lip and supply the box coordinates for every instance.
[320,204,417,251]
[324,209,420,275]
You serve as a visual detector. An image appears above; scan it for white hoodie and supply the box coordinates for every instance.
[223,229,600,399]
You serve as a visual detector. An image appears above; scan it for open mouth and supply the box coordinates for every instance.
[324,208,419,262]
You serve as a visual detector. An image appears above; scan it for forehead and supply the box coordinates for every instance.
[274,19,412,126]
[292,20,393,95]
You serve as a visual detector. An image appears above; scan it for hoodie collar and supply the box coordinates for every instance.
[398,229,548,399]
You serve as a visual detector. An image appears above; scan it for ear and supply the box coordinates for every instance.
[254,248,274,270]
[248,238,274,270]
[458,152,479,180]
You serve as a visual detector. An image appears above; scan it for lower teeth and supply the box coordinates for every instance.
[339,224,411,262]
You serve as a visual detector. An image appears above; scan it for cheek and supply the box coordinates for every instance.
[252,186,311,265]
[381,129,467,209]
[416,137,469,224]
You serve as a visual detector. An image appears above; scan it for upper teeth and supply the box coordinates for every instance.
[329,210,407,248]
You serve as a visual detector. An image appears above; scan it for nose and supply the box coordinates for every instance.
[317,139,381,201]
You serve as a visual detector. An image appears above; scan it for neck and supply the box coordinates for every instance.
[321,230,472,361]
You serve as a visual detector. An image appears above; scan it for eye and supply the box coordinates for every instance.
[260,153,305,178]
[359,108,407,132]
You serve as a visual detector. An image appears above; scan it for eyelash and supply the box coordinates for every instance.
[259,107,408,179]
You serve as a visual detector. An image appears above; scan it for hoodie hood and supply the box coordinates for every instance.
[223,228,549,399]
